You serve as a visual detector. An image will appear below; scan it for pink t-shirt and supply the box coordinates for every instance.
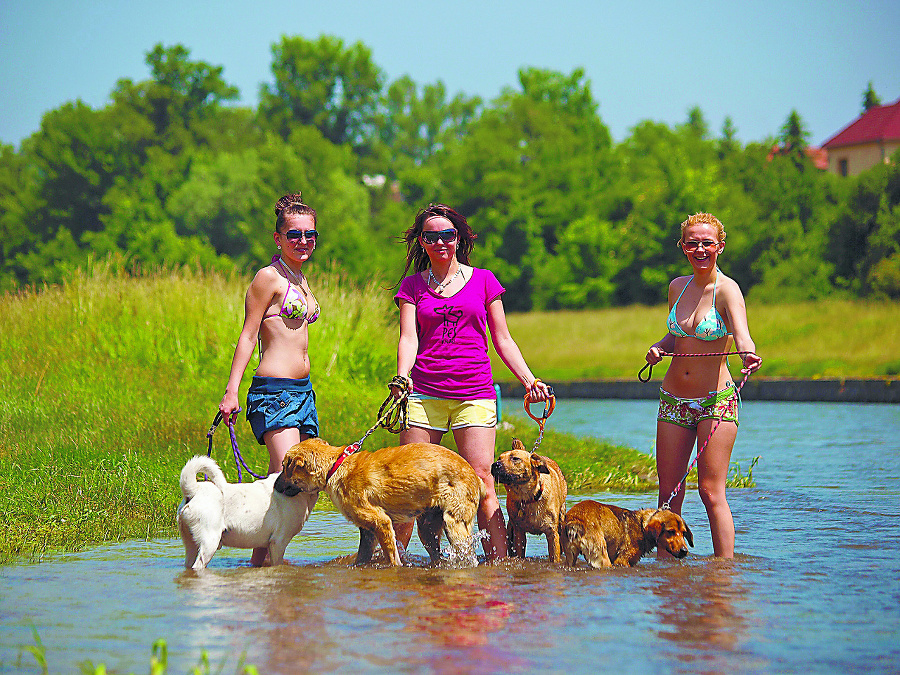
[394,267,505,399]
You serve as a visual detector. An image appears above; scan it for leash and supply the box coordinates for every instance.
[641,351,757,509]
[523,379,556,453]
[206,410,266,482]
[325,376,411,481]
[661,370,751,509]
[638,350,755,382]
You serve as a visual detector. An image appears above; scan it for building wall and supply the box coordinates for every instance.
[827,141,900,176]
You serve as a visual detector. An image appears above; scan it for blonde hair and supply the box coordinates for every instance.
[679,213,725,245]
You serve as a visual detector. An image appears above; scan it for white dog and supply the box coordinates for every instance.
[177,455,316,570]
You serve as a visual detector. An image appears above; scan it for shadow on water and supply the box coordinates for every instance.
[2,401,900,674]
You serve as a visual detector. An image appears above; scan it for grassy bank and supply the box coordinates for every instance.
[496,300,900,380]
[0,266,652,564]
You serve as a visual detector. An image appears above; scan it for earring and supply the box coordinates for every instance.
[277,245,282,249]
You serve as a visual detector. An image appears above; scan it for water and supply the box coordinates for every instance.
[2,401,898,674]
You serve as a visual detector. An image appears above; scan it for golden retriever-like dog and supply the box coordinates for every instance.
[273,438,485,566]
[562,500,693,568]
[490,438,568,562]
[177,455,315,570]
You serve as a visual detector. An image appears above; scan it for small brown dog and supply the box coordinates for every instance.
[562,500,693,568]
[274,438,485,566]
[491,438,568,562]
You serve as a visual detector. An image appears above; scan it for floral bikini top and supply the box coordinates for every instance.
[263,258,320,324]
[667,274,728,341]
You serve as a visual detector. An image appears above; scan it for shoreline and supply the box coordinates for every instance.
[497,378,899,403]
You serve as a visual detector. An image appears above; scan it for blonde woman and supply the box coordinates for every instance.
[645,213,762,558]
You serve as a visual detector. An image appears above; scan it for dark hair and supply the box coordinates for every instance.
[398,204,477,281]
[274,192,317,232]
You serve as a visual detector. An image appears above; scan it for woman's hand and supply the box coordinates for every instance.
[646,344,666,365]
[741,352,763,374]
[525,378,553,403]
[390,375,413,400]
[219,391,241,420]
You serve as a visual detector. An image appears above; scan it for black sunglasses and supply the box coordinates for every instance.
[421,228,458,245]
[284,229,318,242]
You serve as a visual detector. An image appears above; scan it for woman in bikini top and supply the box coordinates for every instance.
[666,272,728,341]
[264,257,320,324]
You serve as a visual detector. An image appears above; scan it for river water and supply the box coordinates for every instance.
[1,401,898,674]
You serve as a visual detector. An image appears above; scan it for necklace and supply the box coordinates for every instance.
[428,265,462,294]
[279,257,304,286]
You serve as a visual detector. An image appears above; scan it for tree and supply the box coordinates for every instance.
[259,35,384,150]
[862,81,882,112]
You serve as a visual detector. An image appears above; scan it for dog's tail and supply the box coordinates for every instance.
[180,455,228,501]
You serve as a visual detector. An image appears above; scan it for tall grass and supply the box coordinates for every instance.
[0,264,650,564]
[497,300,900,380]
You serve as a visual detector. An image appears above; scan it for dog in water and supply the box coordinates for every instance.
[562,500,693,568]
[491,438,568,562]
[274,438,485,566]
[176,455,316,570]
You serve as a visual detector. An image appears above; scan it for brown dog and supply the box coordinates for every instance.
[491,438,568,562]
[274,438,485,566]
[562,500,693,568]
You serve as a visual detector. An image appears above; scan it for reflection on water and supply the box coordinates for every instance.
[2,402,899,674]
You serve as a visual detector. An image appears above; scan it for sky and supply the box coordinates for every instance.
[1,0,898,149]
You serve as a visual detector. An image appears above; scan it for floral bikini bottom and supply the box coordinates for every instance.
[657,383,739,429]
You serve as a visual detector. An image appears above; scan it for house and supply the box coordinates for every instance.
[822,98,900,176]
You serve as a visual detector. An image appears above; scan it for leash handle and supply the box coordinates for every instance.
[523,381,555,454]
[207,408,265,482]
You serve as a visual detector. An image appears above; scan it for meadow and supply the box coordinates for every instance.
[1,265,897,564]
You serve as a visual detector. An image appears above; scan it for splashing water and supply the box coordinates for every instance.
[441,529,489,567]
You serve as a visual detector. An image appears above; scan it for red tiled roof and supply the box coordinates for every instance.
[823,99,900,149]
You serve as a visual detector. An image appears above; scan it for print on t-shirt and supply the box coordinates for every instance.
[435,304,463,343]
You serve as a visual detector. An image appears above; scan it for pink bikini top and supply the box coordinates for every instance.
[263,258,319,324]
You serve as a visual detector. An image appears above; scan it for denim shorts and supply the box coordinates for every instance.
[246,376,319,444]
[657,383,739,429]
[407,394,497,432]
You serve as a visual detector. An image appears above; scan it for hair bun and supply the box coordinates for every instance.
[274,192,304,217]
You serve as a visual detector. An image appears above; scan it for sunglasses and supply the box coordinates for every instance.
[420,228,458,245]
[284,229,318,242]
[682,239,720,251]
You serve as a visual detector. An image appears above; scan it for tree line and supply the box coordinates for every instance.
[2,36,898,306]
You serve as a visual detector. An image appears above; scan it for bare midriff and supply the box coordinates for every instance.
[661,335,733,398]
[255,317,311,380]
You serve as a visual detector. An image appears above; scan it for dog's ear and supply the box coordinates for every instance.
[683,520,694,547]
[530,453,551,474]
[511,438,526,451]
[644,513,664,539]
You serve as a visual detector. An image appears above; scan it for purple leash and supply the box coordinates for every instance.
[206,410,265,482]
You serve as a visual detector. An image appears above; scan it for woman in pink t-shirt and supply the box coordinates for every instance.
[392,203,553,562]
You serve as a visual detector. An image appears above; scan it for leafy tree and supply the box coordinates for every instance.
[862,81,882,112]
[259,35,384,150]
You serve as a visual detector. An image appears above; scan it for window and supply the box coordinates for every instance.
[838,158,848,177]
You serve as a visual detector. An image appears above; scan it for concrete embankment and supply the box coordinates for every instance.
[497,379,899,403]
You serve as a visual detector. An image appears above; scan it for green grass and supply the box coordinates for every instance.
[0,264,652,564]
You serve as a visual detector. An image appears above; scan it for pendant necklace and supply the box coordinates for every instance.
[429,266,461,294]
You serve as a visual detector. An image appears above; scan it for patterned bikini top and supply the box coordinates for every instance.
[667,274,728,341]
[263,258,319,324]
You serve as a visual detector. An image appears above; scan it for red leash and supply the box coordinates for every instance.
[637,351,756,509]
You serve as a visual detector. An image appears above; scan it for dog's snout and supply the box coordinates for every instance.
[490,461,503,480]
[675,548,688,559]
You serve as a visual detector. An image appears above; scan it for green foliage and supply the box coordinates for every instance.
[1,35,898,308]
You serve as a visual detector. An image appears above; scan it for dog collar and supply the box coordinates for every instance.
[326,442,360,482]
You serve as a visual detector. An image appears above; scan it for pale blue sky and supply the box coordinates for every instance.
[1,0,898,148]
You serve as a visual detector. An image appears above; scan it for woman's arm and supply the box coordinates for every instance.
[487,297,551,401]
[219,270,276,416]
[721,278,762,374]
[394,299,419,394]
